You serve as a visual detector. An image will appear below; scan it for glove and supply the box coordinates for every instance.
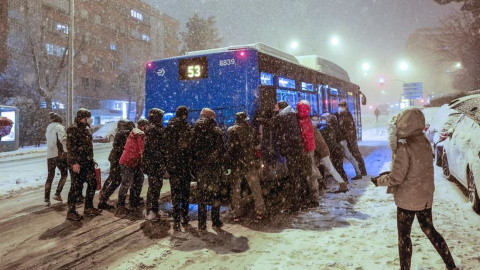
[371,176,379,187]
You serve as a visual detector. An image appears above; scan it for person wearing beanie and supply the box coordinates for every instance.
[227,111,266,221]
[66,108,101,221]
[143,108,168,221]
[164,106,194,231]
[98,119,135,210]
[191,107,226,231]
[44,112,68,206]
[115,119,149,218]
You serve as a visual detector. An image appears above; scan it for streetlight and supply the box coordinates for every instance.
[331,37,339,46]
[398,61,409,71]
[290,40,316,55]
[362,63,371,72]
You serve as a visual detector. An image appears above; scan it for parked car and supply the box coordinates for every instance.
[442,109,480,214]
[92,121,117,143]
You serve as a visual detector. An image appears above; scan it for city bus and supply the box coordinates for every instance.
[145,43,365,183]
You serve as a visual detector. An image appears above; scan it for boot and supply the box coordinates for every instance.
[98,201,115,210]
[84,207,103,217]
[44,199,51,207]
[115,206,128,218]
[145,210,159,222]
[52,194,63,202]
[334,182,348,193]
[66,204,82,221]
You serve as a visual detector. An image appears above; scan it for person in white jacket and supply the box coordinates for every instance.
[44,112,68,206]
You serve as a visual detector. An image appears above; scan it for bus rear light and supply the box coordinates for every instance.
[238,51,246,58]
[146,62,153,68]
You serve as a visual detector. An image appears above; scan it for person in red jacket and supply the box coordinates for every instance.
[296,100,321,204]
[115,119,149,217]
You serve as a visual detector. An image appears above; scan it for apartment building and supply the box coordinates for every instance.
[1,0,180,122]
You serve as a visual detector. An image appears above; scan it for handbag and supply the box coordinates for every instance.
[95,167,102,190]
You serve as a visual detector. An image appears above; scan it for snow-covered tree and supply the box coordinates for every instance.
[180,13,222,53]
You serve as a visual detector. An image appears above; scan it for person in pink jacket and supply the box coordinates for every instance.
[115,119,149,217]
[296,100,321,202]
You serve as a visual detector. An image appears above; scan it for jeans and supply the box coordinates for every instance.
[117,165,144,208]
[67,162,96,210]
[169,172,191,223]
[45,157,68,200]
[231,167,266,217]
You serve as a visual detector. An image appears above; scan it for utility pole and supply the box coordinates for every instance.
[67,0,75,126]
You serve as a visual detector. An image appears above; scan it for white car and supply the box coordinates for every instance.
[92,121,118,143]
[442,111,480,214]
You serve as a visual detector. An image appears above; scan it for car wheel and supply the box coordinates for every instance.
[442,152,454,182]
[467,169,480,214]
[109,135,114,142]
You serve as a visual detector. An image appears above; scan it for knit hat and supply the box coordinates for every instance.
[137,119,149,128]
[148,108,165,125]
[75,108,91,119]
[49,112,62,123]
[339,101,347,106]
[175,106,188,120]
[200,108,216,119]
[235,111,249,123]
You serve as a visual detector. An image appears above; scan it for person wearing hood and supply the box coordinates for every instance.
[191,108,226,231]
[335,101,366,179]
[143,108,168,222]
[98,119,135,210]
[296,100,321,203]
[273,101,307,213]
[372,108,458,270]
[66,108,102,221]
[115,119,149,218]
[227,111,266,221]
[44,112,68,206]
[164,106,194,231]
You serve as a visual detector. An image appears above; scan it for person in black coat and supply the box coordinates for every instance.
[318,113,348,182]
[191,108,226,231]
[273,101,308,212]
[143,108,167,222]
[164,106,194,231]
[98,119,135,210]
[66,108,102,221]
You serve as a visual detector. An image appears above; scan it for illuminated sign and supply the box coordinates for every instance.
[178,56,208,80]
[278,77,295,89]
[301,82,314,91]
[260,72,273,86]
[329,87,338,95]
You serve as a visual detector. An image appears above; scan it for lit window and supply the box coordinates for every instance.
[56,46,65,56]
[110,43,116,51]
[46,44,54,55]
[56,23,68,34]
[130,9,143,21]
[142,34,150,42]
[110,61,116,71]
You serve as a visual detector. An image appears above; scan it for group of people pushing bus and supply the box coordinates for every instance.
[44,99,366,232]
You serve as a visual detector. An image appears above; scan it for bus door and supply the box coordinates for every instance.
[328,87,339,112]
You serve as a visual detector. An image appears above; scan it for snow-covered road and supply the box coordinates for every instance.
[0,115,479,269]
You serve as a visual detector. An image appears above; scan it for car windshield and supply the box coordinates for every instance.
[94,122,117,134]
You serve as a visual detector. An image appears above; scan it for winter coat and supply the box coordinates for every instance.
[46,122,67,159]
[313,128,330,159]
[227,121,259,171]
[108,128,133,165]
[318,122,343,157]
[67,120,94,166]
[164,116,193,174]
[335,109,357,142]
[296,101,316,153]
[191,117,226,169]
[377,108,434,211]
[273,106,304,157]
[119,128,145,168]
[143,124,166,175]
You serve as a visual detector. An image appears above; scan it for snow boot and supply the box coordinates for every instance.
[173,222,181,232]
[145,210,159,222]
[98,201,115,210]
[333,182,349,193]
[66,211,82,221]
[84,207,103,217]
[52,194,63,202]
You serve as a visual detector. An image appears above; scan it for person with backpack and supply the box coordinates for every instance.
[164,106,194,231]
[44,112,68,206]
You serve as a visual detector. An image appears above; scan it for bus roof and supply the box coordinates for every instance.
[185,42,300,65]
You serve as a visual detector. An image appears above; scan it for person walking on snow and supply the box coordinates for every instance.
[371,108,458,270]
[44,112,68,206]
[66,108,102,221]
[227,111,266,221]
[143,108,168,222]
[115,119,149,218]
[98,119,135,210]
[374,107,380,123]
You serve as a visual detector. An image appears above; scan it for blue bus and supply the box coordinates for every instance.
[145,43,365,181]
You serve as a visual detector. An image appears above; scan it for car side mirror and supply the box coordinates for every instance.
[361,95,367,105]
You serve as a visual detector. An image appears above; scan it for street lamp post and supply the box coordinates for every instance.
[67,0,75,127]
